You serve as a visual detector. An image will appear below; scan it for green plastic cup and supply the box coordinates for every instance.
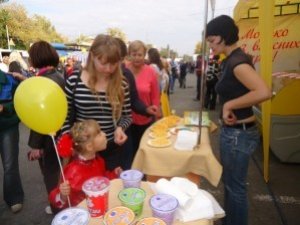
[118,188,146,217]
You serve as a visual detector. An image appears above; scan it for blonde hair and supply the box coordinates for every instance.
[70,120,101,154]
[128,40,147,56]
[84,34,125,121]
[9,51,28,70]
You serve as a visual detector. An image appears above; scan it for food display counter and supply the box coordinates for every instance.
[254,72,300,163]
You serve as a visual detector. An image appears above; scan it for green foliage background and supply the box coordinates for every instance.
[0,3,65,49]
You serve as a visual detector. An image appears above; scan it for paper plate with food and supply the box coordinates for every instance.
[170,126,197,135]
[148,131,171,139]
[147,137,172,148]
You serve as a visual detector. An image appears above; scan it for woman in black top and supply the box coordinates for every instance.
[206,15,271,225]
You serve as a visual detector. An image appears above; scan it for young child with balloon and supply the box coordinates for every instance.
[49,119,121,210]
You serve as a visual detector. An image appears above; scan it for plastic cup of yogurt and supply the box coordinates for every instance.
[120,169,144,188]
[51,207,89,225]
[136,217,167,225]
[82,176,110,217]
[118,187,146,217]
[149,194,179,225]
[103,206,135,225]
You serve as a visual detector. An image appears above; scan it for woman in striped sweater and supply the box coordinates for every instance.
[61,34,132,170]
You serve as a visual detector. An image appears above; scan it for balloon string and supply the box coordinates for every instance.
[51,135,71,208]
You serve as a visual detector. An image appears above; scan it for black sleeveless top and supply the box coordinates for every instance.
[215,48,254,120]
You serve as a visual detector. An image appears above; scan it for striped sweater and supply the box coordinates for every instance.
[61,71,132,142]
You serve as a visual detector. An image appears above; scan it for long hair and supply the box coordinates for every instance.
[84,34,124,121]
[148,48,164,70]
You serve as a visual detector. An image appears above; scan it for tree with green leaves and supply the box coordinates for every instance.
[106,27,127,42]
[0,3,65,49]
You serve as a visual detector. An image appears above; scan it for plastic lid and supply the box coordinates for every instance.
[82,176,110,195]
[118,188,146,205]
[136,217,167,225]
[103,206,135,225]
[120,169,143,181]
[150,194,178,212]
[51,207,89,225]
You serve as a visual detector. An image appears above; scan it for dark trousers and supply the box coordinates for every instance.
[204,80,217,110]
[131,122,152,162]
[179,74,186,88]
[121,126,134,170]
[196,76,201,100]
[38,141,60,195]
[98,141,123,171]
[0,125,24,206]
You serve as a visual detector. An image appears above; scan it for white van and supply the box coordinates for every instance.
[0,48,29,64]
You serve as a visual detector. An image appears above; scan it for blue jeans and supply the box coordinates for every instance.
[220,125,260,225]
[0,124,24,206]
[169,73,177,92]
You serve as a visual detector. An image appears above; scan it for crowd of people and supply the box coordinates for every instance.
[0,14,271,225]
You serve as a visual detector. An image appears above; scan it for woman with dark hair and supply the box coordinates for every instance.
[206,15,271,225]
[27,40,65,214]
[147,48,170,117]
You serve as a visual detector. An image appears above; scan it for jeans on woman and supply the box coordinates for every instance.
[0,124,24,206]
[220,125,260,225]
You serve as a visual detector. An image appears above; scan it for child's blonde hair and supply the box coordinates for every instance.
[70,120,101,154]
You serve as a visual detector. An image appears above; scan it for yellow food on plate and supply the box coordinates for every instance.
[148,137,172,148]
[150,123,168,132]
[161,115,181,128]
[149,131,171,139]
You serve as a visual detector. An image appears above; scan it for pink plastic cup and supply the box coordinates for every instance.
[82,176,110,217]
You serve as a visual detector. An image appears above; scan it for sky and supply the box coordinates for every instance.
[9,0,239,56]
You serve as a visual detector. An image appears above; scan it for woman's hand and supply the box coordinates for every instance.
[114,127,127,145]
[146,105,158,116]
[222,102,237,125]
[0,104,3,113]
[59,180,71,202]
[146,105,162,119]
[27,149,43,161]
[114,166,123,177]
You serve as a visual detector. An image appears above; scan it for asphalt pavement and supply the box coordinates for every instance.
[0,73,299,225]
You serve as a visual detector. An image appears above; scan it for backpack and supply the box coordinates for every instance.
[0,71,18,101]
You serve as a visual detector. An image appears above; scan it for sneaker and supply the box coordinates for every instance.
[45,205,53,215]
[11,203,23,213]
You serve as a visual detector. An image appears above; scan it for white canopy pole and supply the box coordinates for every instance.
[198,0,209,144]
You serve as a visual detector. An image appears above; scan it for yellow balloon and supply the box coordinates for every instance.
[14,77,67,135]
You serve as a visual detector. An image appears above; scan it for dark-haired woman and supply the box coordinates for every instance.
[206,15,271,225]
[148,48,170,117]
[27,40,65,214]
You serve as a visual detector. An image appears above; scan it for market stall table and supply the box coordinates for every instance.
[131,121,222,187]
[77,179,216,225]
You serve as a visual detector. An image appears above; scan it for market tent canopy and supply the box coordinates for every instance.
[234,0,300,73]
[234,0,300,21]
[233,0,300,182]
